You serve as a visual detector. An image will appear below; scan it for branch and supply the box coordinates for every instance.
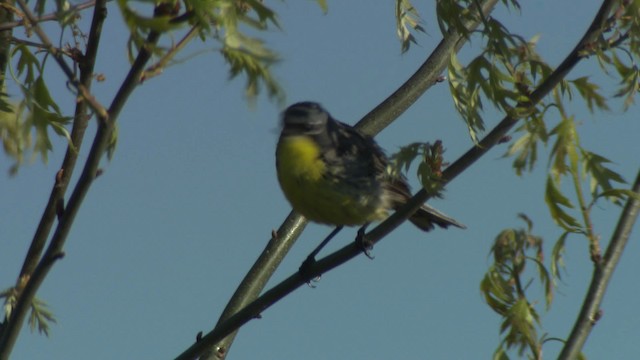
[558,169,640,359]
[189,1,500,359]
[16,0,107,286]
[0,0,15,99]
[11,0,107,119]
[0,0,108,357]
[0,3,161,357]
[142,25,199,81]
[178,0,621,358]
[197,212,308,360]
[0,0,97,31]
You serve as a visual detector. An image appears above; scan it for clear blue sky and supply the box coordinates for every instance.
[2,1,639,359]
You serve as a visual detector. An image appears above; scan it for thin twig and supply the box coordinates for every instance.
[142,25,200,81]
[0,0,97,31]
[12,0,108,119]
[190,1,499,359]
[558,169,640,359]
[0,2,161,358]
[177,1,618,359]
[0,0,109,357]
[0,0,16,99]
[15,0,107,285]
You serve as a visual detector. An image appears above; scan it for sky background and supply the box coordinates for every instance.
[2,1,640,359]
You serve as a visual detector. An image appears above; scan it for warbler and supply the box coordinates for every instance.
[276,101,464,259]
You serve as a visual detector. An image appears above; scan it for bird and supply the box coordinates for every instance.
[275,101,464,268]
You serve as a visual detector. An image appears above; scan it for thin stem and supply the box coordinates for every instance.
[558,169,640,359]
[0,0,97,31]
[13,0,108,119]
[197,212,307,360]
[177,1,618,358]
[16,0,107,284]
[0,4,161,358]
[142,25,200,81]
[0,0,15,98]
[0,0,108,357]
[187,1,497,359]
[570,158,600,263]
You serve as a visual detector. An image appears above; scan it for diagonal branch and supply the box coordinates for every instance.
[177,1,620,359]
[0,0,109,357]
[0,2,162,358]
[0,0,97,31]
[190,1,499,359]
[0,0,15,102]
[17,0,107,290]
[558,169,640,359]
[12,0,108,118]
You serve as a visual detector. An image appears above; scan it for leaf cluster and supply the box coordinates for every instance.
[448,18,551,142]
[118,0,286,103]
[0,288,56,337]
[395,0,426,53]
[480,215,557,359]
[388,141,448,197]
[1,44,73,175]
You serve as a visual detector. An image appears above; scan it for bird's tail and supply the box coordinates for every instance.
[408,203,466,232]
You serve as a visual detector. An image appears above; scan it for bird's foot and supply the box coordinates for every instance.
[299,255,321,285]
[355,227,374,260]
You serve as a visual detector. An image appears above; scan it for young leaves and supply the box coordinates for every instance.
[118,0,285,103]
[481,215,555,359]
[395,0,425,53]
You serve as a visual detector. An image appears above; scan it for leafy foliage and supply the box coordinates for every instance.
[0,287,56,337]
[389,141,448,197]
[1,45,73,175]
[395,0,425,53]
[481,215,556,359]
[448,19,551,142]
[118,0,285,104]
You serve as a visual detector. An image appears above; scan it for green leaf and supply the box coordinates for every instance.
[107,123,119,161]
[493,346,510,360]
[12,45,40,86]
[527,256,553,309]
[388,142,422,177]
[502,298,540,355]
[551,232,569,281]
[26,76,72,163]
[0,91,12,113]
[1,286,18,319]
[582,150,627,204]
[504,113,548,175]
[570,76,610,113]
[449,53,485,142]
[481,266,515,316]
[595,189,640,203]
[28,297,57,337]
[221,44,284,104]
[611,52,640,110]
[549,116,579,179]
[545,176,581,231]
[395,0,425,53]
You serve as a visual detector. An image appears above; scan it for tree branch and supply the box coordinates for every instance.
[558,169,640,359]
[16,0,107,291]
[0,0,15,103]
[0,0,97,31]
[142,25,200,81]
[178,1,620,359]
[0,2,161,357]
[191,1,500,359]
[12,0,108,118]
[0,0,109,357]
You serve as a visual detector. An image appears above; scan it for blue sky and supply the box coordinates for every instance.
[2,1,639,359]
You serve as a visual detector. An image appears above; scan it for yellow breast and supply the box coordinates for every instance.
[276,136,386,226]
